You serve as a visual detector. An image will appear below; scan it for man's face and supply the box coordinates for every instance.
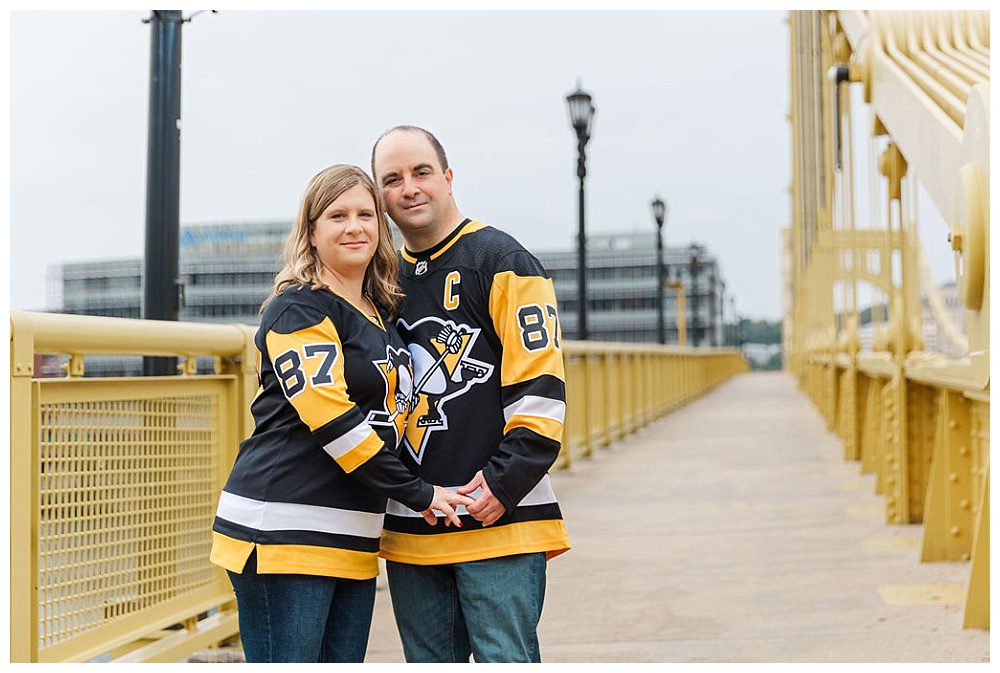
[373,130,453,237]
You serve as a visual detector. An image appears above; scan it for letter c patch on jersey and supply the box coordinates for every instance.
[443,271,461,310]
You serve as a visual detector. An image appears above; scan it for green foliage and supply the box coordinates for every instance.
[737,318,782,345]
[731,318,783,370]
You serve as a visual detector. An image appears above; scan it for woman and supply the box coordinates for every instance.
[209,164,472,662]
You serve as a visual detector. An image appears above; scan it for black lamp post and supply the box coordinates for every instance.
[688,244,702,347]
[139,10,213,376]
[141,10,184,376]
[566,82,595,340]
[651,196,667,344]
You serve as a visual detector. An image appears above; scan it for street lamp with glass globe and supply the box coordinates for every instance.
[565,82,596,340]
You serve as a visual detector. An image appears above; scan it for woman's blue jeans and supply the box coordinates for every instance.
[386,552,547,662]
[226,550,376,662]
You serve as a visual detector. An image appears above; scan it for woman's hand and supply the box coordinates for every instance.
[420,486,475,527]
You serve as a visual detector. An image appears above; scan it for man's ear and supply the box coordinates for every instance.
[444,167,454,194]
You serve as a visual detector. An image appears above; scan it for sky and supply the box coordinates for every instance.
[9,10,959,319]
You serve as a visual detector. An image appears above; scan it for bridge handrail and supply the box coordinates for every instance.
[562,340,744,356]
[11,309,252,358]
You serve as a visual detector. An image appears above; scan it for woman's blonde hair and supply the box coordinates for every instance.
[261,164,403,317]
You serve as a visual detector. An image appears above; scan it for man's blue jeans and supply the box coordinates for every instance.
[386,552,547,662]
[227,550,376,662]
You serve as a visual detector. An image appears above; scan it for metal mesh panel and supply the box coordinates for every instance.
[37,396,219,649]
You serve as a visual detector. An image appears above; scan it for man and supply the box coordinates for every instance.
[371,126,570,663]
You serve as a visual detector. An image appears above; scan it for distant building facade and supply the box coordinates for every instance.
[919,281,967,358]
[54,222,729,374]
[537,232,727,346]
[59,221,287,325]
[853,281,966,358]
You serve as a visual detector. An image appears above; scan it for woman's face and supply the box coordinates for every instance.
[310,183,380,277]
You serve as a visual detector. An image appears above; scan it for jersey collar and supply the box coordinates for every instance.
[400,218,474,264]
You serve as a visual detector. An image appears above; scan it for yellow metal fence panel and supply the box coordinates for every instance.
[33,378,234,661]
[587,353,609,449]
[10,311,254,662]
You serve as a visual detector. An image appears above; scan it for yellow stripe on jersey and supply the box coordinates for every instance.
[210,532,256,572]
[504,414,563,443]
[334,430,383,473]
[399,220,488,263]
[379,519,570,565]
[264,316,352,431]
[211,532,380,579]
[488,271,566,386]
[257,544,379,580]
[430,220,487,260]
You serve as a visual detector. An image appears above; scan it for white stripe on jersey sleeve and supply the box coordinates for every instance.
[502,395,566,424]
[322,421,377,461]
[217,490,384,539]
[386,473,558,518]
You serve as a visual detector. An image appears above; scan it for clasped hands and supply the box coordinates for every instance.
[420,470,507,528]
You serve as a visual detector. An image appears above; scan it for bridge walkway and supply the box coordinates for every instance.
[365,371,989,663]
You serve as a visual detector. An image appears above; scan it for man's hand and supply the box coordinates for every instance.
[420,486,475,527]
[456,470,506,526]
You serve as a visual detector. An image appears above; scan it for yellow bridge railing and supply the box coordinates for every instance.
[800,350,989,629]
[10,310,747,662]
[559,341,748,467]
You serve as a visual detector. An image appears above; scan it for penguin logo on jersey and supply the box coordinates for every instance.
[396,316,494,464]
[366,345,414,447]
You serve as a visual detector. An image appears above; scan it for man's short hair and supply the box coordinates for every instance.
[371,125,449,178]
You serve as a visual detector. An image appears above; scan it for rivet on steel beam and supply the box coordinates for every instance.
[959,499,970,510]
[948,420,958,429]
[961,553,971,561]
[949,526,960,537]
[958,446,969,456]
[948,473,959,483]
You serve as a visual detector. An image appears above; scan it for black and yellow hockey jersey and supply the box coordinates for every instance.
[381,219,571,565]
[210,285,432,580]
